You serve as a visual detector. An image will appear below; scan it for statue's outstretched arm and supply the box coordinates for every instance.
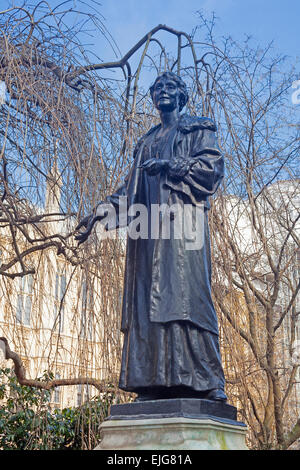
[75,182,128,245]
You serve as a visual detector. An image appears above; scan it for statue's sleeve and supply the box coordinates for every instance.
[165,127,224,203]
[93,182,128,230]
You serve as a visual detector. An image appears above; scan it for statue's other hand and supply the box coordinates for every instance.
[75,213,97,245]
[139,158,168,176]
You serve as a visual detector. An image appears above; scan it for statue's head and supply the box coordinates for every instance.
[149,72,189,112]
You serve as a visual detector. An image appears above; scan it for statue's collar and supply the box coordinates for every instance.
[145,114,216,138]
[138,114,217,154]
[177,114,217,133]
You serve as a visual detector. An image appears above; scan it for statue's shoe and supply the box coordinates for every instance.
[205,389,227,401]
[134,394,159,402]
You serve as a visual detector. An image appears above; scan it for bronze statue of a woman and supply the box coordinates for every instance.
[76,72,227,402]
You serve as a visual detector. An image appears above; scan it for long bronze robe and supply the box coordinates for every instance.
[100,114,225,395]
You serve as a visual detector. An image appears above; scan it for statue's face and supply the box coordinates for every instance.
[152,76,180,112]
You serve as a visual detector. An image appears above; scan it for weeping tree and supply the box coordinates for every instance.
[0,1,131,445]
[204,33,300,449]
[0,2,299,449]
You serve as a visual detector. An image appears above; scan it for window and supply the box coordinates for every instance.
[53,373,61,404]
[16,274,34,325]
[80,277,94,340]
[293,248,300,282]
[77,383,90,406]
[54,269,66,332]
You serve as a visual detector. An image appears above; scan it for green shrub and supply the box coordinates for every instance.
[0,368,115,450]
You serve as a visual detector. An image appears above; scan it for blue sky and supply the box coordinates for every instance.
[99,0,299,62]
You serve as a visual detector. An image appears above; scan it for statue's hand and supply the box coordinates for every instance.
[139,158,168,176]
[75,212,98,245]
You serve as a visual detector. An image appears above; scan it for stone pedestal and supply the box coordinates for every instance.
[95,399,248,450]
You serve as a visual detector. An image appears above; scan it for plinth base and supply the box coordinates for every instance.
[95,399,247,450]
